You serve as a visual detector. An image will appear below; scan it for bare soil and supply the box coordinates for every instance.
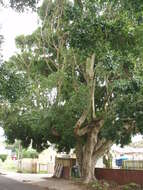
[40,178,87,190]
[39,178,143,190]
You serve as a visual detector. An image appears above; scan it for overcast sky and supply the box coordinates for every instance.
[0,6,38,60]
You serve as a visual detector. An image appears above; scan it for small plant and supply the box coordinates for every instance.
[122,183,141,190]
[91,181,103,190]
[90,180,109,190]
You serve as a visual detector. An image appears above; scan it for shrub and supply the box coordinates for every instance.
[0,154,7,162]
[22,149,38,158]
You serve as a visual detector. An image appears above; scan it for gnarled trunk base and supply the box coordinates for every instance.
[75,128,113,183]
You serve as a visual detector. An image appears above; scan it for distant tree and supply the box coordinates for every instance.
[22,148,38,158]
[6,141,38,159]
[0,154,7,162]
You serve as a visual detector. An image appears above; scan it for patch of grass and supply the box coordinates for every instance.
[2,159,17,172]
[3,164,17,172]
[38,171,49,174]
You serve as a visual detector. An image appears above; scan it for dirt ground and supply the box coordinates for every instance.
[35,177,143,190]
[1,170,142,190]
[34,177,88,190]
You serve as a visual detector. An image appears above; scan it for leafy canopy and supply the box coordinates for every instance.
[1,0,143,153]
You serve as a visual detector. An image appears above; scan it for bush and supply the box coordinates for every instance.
[0,154,7,162]
[22,149,38,158]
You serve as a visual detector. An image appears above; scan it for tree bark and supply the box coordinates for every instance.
[75,138,83,177]
[75,125,113,183]
[82,127,98,183]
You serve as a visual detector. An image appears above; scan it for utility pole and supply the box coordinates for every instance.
[17,140,22,172]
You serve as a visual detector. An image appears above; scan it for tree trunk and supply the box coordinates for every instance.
[75,138,83,177]
[82,154,97,183]
[82,128,98,183]
[17,141,22,173]
[76,127,113,183]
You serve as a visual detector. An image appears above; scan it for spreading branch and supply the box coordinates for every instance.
[76,126,89,136]
[74,106,91,135]
[93,140,113,159]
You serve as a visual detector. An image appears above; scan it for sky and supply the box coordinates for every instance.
[0,6,38,60]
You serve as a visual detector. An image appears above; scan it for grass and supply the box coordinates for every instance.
[1,159,17,172]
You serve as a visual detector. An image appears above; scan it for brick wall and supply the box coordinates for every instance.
[95,168,143,185]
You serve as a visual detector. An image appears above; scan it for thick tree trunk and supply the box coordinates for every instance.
[76,127,113,183]
[82,154,97,183]
[82,127,98,183]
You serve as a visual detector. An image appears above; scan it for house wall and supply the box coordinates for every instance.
[38,146,57,164]
[38,146,57,174]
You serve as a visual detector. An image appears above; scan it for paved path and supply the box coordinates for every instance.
[0,175,44,190]
[0,170,85,190]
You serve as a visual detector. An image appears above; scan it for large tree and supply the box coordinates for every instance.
[1,0,143,183]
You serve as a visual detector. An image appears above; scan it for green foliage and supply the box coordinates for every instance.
[0,65,29,103]
[3,109,50,152]
[1,0,39,11]
[90,180,109,190]
[22,148,38,158]
[1,0,143,154]
[122,183,141,190]
[89,181,141,190]
[0,154,7,162]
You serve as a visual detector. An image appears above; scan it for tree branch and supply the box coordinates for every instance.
[76,125,90,136]
[74,106,91,135]
[93,140,113,158]
[74,54,97,135]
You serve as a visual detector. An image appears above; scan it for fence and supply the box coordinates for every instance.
[95,168,143,185]
[17,159,54,174]
[123,160,143,170]
[19,158,37,173]
[38,162,55,174]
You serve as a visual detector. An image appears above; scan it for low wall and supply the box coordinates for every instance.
[21,158,37,173]
[95,168,143,185]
